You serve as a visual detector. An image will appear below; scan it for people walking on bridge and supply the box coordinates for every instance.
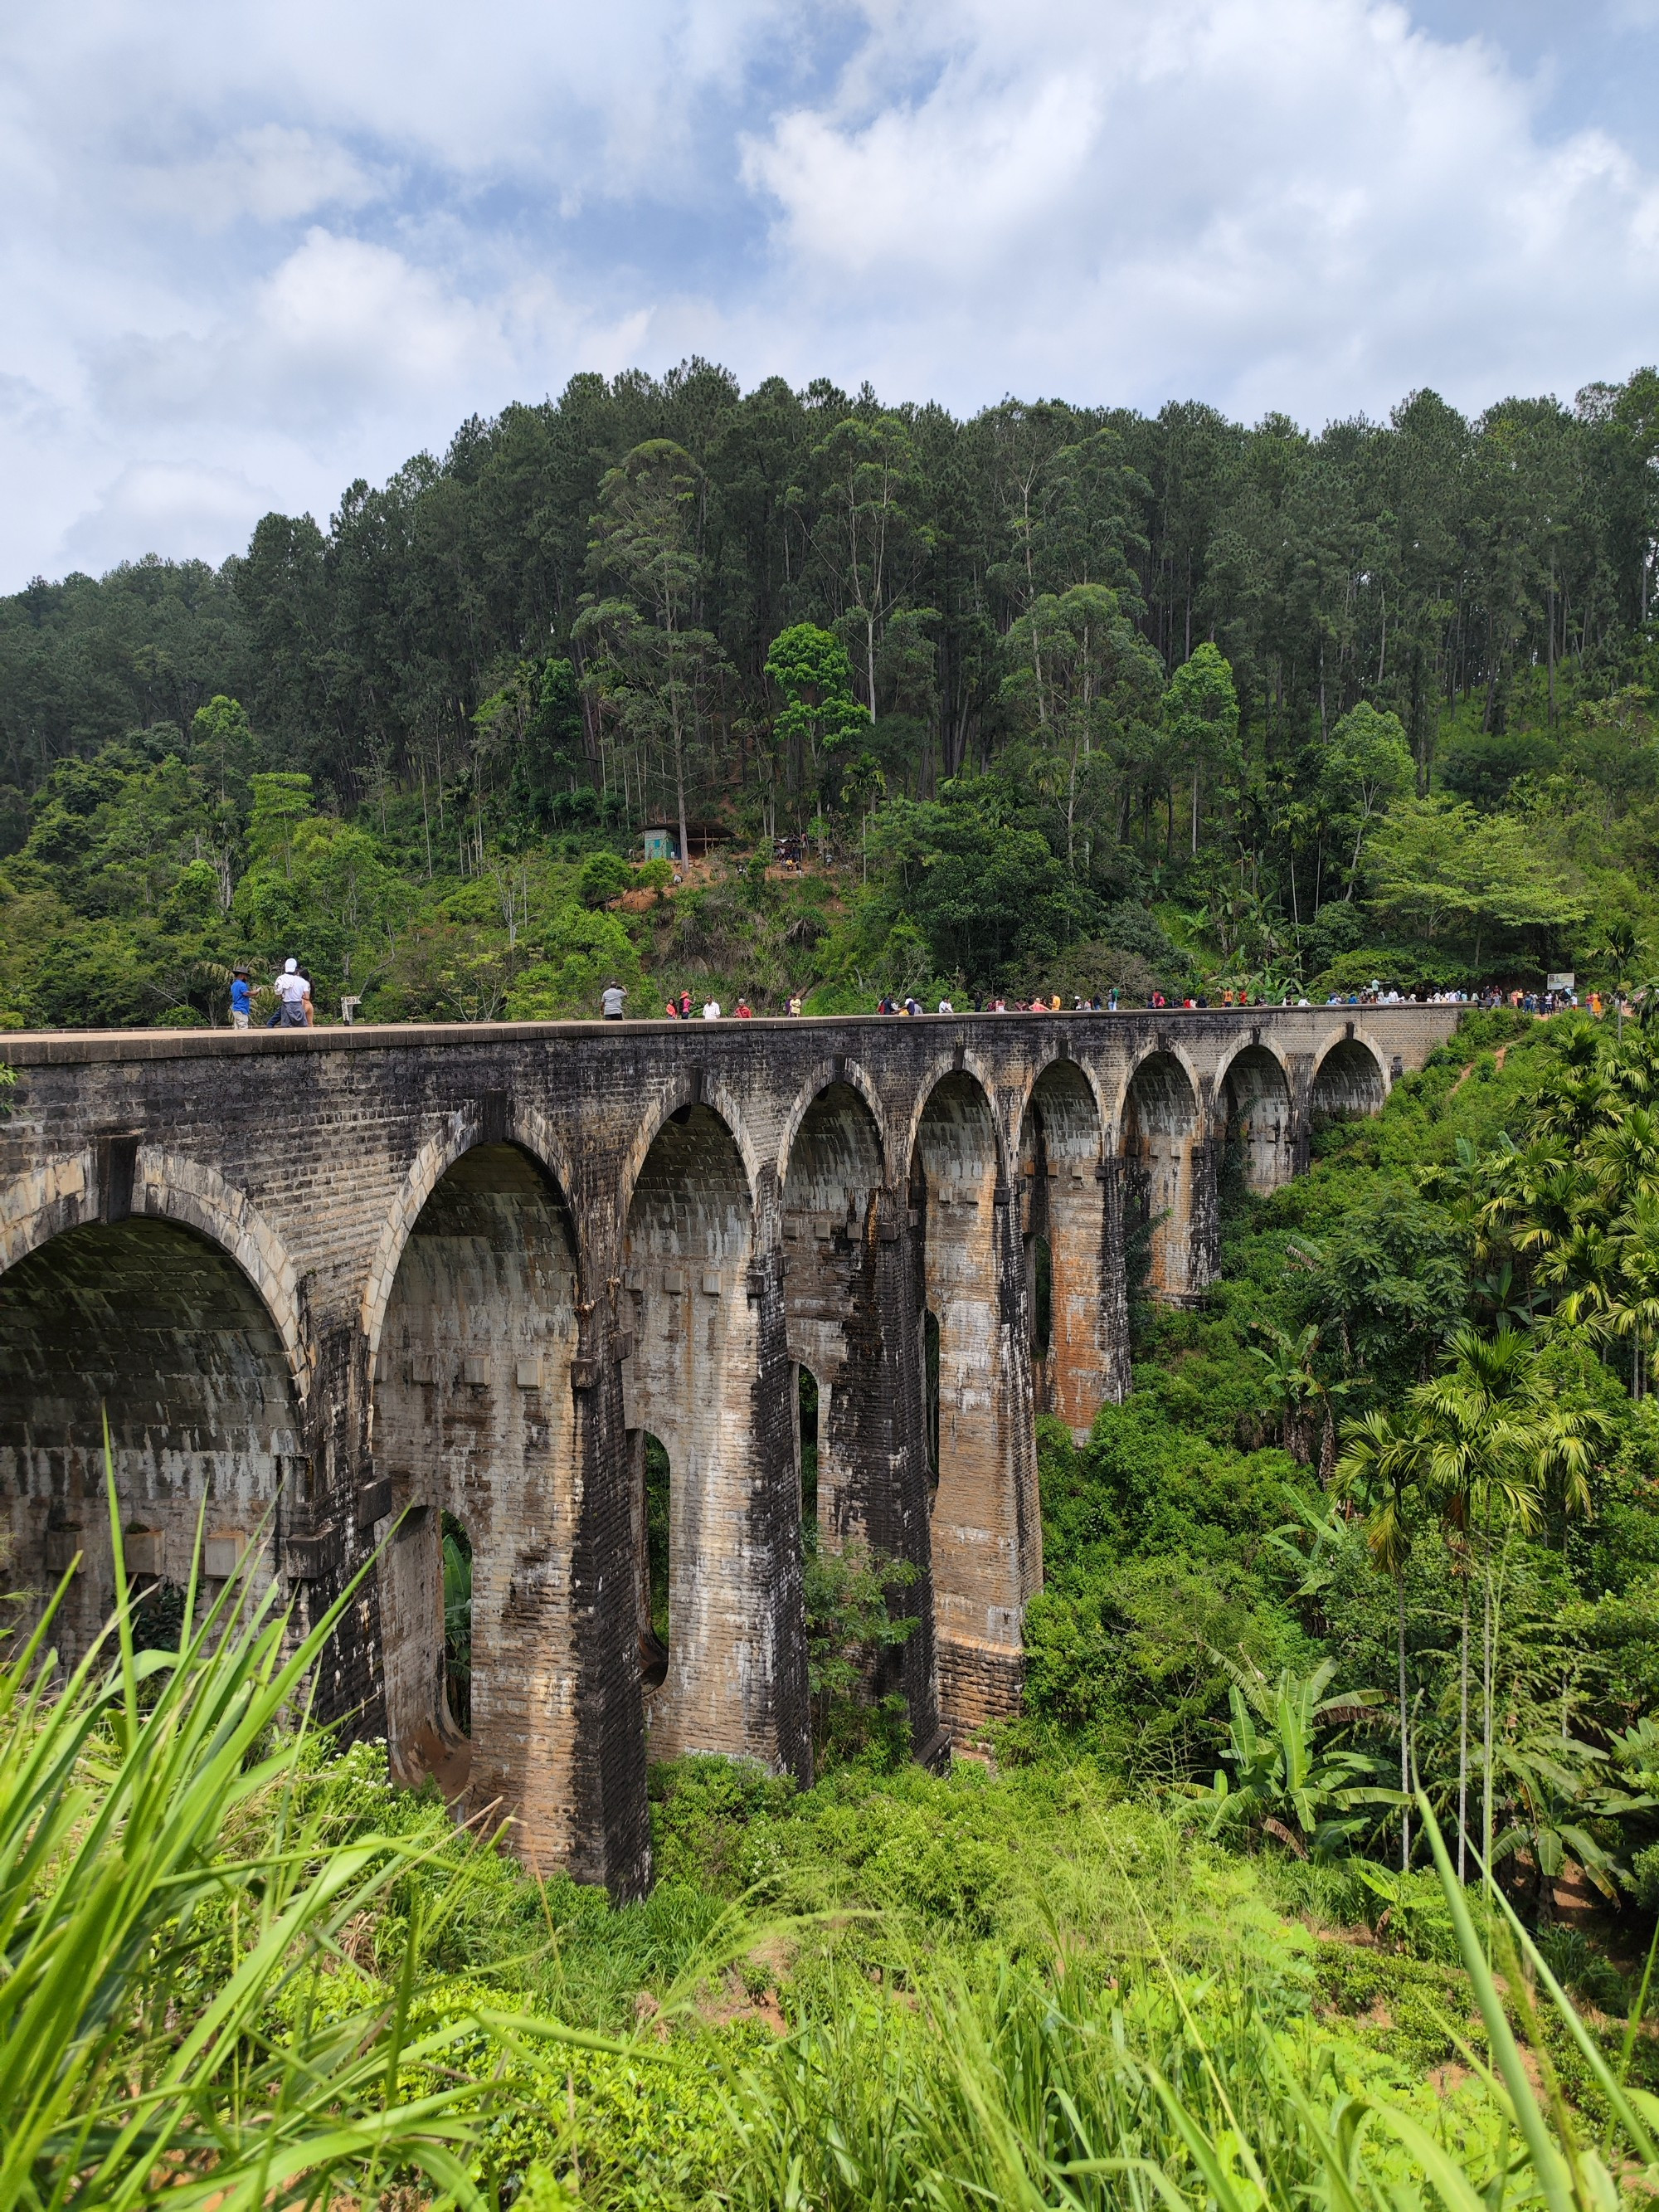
[229,968,251,1030]
[270,959,310,1027]
[702,997,722,1020]
[735,997,753,1019]
[601,979,626,1020]
[679,989,693,1020]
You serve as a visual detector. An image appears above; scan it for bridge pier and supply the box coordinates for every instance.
[0,1004,1458,1893]
[912,1070,1042,1741]
[622,1102,810,1784]
[781,1078,939,1757]
[1019,1059,1121,1437]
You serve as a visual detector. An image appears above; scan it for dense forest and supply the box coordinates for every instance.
[2,360,1657,1026]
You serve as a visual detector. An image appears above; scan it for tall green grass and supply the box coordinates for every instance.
[0,1445,513,2212]
[703,1798,1659,2212]
[10,1445,1658,2212]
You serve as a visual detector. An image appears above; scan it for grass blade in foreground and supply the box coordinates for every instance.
[0,1441,494,2212]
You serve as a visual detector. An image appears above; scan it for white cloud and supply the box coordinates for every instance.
[740,0,1659,420]
[133,126,382,231]
[60,461,281,577]
[1,0,1657,587]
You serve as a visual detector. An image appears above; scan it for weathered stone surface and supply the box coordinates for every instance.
[0,1003,1458,1893]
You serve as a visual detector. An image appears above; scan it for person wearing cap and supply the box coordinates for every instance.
[229,968,252,1030]
[271,958,311,1028]
[601,979,626,1020]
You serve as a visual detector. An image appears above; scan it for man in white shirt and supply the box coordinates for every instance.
[702,999,721,1019]
[272,958,310,1027]
[600,981,626,1019]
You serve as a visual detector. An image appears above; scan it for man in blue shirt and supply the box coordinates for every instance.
[230,969,252,1029]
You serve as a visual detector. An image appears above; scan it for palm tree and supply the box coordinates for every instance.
[1250,1321,1341,1467]
[1335,1410,1428,1870]
[1412,1327,1600,1882]
[1594,918,1644,1037]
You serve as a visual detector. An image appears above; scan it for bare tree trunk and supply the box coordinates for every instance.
[1457,1571,1471,1883]
[1399,1574,1412,1872]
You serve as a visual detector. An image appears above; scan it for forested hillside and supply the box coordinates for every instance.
[2,362,1657,1025]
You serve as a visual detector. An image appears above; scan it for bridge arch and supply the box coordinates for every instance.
[0,1202,304,1667]
[371,1134,582,1838]
[1311,1029,1389,1123]
[1105,1035,1204,1141]
[1016,1059,1113,1435]
[898,1047,1011,1197]
[1117,1045,1204,1303]
[362,1103,581,1370]
[781,1079,886,1547]
[1212,1040,1296,1193]
[775,1057,889,1193]
[618,1071,766,1241]
[622,1094,805,1775]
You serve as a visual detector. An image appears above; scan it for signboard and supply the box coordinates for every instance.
[1547,972,1575,992]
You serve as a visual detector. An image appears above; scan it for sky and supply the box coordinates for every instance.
[2,0,1657,591]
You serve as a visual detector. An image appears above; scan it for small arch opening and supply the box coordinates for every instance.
[634,1431,670,1688]
[440,1511,473,1737]
[923,1310,941,1500]
[797,1366,820,1527]
[1030,1236,1053,1358]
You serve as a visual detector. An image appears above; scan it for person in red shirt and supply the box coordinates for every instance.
[736,998,753,1018]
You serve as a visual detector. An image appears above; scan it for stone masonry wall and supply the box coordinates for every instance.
[0,1002,1461,1893]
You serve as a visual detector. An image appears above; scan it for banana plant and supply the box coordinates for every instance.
[1190,1657,1402,1861]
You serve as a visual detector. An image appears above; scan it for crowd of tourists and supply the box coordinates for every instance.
[227,963,1613,1028]
[618,980,1613,1021]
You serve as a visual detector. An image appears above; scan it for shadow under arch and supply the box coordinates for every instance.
[1119,1047,1205,1304]
[1311,1033,1388,1124]
[0,1210,304,1668]
[776,1055,891,1193]
[372,1139,581,1839]
[1215,1040,1296,1193]
[622,1099,808,1778]
[1016,1058,1116,1434]
[781,1078,887,1547]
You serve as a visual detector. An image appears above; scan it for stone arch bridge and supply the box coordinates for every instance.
[0,1003,1457,1895]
